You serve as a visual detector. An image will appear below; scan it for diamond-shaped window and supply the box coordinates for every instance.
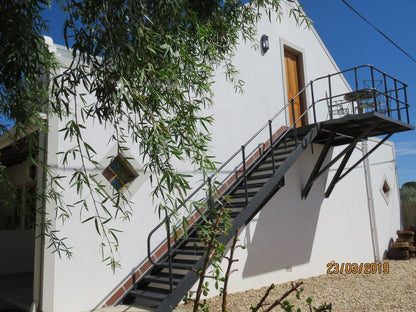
[380,177,391,204]
[102,154,139,192]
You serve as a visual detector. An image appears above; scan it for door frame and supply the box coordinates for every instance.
[280,39,308,126]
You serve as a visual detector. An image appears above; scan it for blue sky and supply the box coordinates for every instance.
[8,0,413,186]
[302,0,416,186]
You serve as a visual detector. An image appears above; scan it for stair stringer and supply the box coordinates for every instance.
[152,124,321,312]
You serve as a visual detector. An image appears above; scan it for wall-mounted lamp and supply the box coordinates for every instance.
[261,34,269,54]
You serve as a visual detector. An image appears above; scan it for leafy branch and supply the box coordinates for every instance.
[1,0,311,267]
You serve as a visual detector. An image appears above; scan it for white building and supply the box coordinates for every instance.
[0,3,413,312]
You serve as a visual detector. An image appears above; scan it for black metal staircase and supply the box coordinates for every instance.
[120,65,414,311]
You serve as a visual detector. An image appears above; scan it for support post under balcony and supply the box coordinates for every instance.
[338,132,395,182]
[302,133,335,199]
[324,144,356,198]
[302,120,382,199]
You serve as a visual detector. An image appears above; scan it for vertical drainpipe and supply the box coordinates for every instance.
[32,126,47,312]
[33,37,56,311]
[362,140,380,262]
[32,104,47,312]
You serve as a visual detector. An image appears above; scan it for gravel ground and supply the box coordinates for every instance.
[175,259,416,312]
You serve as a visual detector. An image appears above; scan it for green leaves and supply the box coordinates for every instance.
[401,181,416,202]
[0,0,56,127]
[1,0,310,270]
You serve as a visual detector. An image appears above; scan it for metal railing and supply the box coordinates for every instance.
[310,65,410,123]
[146,65,411,293]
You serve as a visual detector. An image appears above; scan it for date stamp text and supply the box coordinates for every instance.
[326,262,389,274]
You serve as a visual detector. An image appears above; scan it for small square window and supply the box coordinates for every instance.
[102,154,139,192]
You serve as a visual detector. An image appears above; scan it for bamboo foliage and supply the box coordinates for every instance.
[0,0,310,269]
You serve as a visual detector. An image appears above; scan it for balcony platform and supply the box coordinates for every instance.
[298,112,414,147]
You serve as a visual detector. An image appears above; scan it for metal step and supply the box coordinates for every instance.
[246,173,273,181]
[231,191,257,198]
[174,248,204,256]
[157,261,195,270]
[185,236,202,243]
[142,275,182,285]
[223,201,247,208]
[129,288,168,302]
[252,165,275,173]
[128,297,161,309]
[237,182,265,189]
[275,141,297,148]
[272,148,295,157]
[261,157,287,166]
[157,269,188,279]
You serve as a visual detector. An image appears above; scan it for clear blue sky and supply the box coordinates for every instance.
[302,0,416,186]
[15,0,415,186]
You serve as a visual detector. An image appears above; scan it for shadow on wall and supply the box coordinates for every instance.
[242,145,333,277]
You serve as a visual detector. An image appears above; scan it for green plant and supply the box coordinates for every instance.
[186,203,232,312]
[401,181,416,202]
[251,282,332,312]
[1,0,310,268]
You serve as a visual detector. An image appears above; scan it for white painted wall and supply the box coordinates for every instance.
[38,3,401,312]
[366,139,402,259]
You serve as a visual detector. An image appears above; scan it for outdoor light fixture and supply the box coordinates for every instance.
[261,34,269,53]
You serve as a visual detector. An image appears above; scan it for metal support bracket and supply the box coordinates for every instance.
[302,133,335,199]
[338,132,395,181]
[325,131,394,198]
[324,143,356,198]
[301,120,382,199]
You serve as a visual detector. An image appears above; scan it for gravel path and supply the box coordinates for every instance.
[175,259,416,312]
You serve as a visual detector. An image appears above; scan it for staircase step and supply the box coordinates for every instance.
[142,275,182,285]
[129,297,162,309]
[256,161,283,171]
[246,177,268,185]
[157,271,188,279]
[275,141,297,148]
[174,248,204,256]
[247,173,273,181]
[222,201,246,208]
[253,165,275,173]
[186,236,203,243]
[237,182,265,189]
[272,148,295,156]
[231,192,257,199]
[177,242,204,250]
[129,288,168,302]
[157,261,195,270]
[232,187,260,195]
[262,157,287,166]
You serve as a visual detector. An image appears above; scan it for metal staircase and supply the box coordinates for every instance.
[119,65,413,311]
[122,126,318,311]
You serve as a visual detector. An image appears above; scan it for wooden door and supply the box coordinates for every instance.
[284,50,305,127]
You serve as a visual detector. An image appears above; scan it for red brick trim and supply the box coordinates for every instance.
[217,126,289,196]
[102,126,289,307]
